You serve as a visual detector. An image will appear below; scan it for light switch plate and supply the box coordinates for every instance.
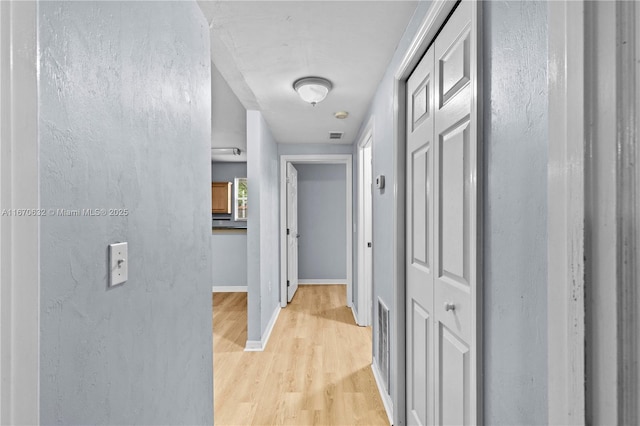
[109,242,128,287]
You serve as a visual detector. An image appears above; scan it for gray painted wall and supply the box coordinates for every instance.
[211,62,247,162]
[353,1,548,423]
[38,1,212,424]
[482,2,548,424]
[278,143,353,156]
[211,161,247,183]
[211,162,247,287]
[247,111,280,342]
[295,164,346,280]
[211,229,247,287]
[352,0,433,402]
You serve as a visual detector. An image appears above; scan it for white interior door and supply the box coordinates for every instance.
[406,2,477,424]
[363,143,373,325]
[286,163,299,302]
[359,138,374,325]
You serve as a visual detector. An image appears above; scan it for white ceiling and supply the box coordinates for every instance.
[198,1,418,145]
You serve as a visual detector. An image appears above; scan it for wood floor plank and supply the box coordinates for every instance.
[212,285,389,425]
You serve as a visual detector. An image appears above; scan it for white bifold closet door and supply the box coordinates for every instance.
[405,1,478,425]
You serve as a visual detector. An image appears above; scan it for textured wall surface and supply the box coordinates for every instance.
[277,143,353,156]
[482,2,548,424]
[211,62,247,162]
[246,111,280,342]
[211,229,247,287]
[38,1,213,424]
[352,0,432,400]
[211,161,247,183]
[295,164,347,280]
[211,162,247,287]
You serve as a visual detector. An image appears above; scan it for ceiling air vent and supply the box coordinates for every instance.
[329,131,344,140]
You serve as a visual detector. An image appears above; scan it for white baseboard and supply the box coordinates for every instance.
[212,285,247,293]
[351,305,360,326]
[244,305,281,352]
[371,360,394,425]
[244,340,263,351]
[298,279,346,285]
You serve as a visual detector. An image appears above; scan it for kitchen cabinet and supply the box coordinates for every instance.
[212,182,232,214]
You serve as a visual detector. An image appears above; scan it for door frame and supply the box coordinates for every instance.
[547,2,586,422]
[548,2,640,424]
[279,154,353,308]
[391,1,482,425]
[357,126,373,326]
[0,1,40,423]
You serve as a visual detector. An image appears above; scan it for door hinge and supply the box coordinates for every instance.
[287,280,290,287]
[367,242,372,248]
[287,228,290,235]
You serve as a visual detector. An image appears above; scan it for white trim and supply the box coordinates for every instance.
[212,286,247,293]
[243,340,263,352]
[350,305,359,326]
[371,360,393,425]
[547,2,586,424]
[356,126,373,327]
[0,2,39,424]
[244,340,264,352]
[262,304,281,349]
[394,1,457,81]
[279,154,353,309]
[298,279,345,285]
[244,305,281,352]
[547,2,640,424]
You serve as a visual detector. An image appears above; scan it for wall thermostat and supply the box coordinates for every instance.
[375,175,385,189]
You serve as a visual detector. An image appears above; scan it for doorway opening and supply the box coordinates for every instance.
[279,154,353,308]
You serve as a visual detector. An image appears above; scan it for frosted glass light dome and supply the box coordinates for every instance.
[293,77,332,106]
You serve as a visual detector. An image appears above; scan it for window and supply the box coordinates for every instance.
[234,177,247,221]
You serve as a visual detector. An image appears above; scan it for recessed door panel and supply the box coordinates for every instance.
[437,324,470,426]
[439,29,470,107]
[409,301,431,426]
[438,119,470,288]
[413,78,430,130]
[412,145,430,269]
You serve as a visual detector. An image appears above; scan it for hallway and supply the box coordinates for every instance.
[213,285,388,425]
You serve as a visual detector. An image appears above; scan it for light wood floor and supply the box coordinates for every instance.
[212,285,389,426]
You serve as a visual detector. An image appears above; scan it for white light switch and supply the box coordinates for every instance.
[109,242,128,287]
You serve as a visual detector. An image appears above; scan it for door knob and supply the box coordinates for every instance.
[444,302,455,312]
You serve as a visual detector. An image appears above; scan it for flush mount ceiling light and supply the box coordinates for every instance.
[211,147,241,156]
[293,77,332,106]
[334,111,349,119]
